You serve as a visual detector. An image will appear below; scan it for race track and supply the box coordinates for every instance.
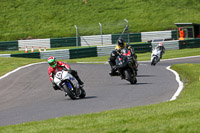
[0,56,199,126]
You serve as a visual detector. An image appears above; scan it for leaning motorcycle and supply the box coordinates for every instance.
[54,70,86,100]
[115,48,137,84]
[151,47,161,66]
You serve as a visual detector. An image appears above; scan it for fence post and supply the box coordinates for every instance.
[99,22,103,45]
[124,19,130,44]
[74,25,78,47]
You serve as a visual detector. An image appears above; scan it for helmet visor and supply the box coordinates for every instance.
[49,60,56,68]
[119,43,123,47]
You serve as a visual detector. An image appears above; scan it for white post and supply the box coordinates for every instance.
[74,25,78,47]
[99,22,103,45]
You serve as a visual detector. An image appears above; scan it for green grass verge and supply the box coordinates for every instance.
[0,57,46,76]
[0,64,200,132]
[1,0,200,41]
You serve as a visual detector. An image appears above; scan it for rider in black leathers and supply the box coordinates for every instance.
[108,39,138,77]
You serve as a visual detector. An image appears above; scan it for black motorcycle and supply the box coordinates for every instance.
[115,48,137,84]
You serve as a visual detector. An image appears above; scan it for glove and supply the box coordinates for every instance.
[116,49,121,53]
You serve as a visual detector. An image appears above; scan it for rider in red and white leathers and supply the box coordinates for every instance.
[48,56,84,90]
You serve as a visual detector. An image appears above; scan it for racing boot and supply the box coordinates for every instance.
[76,76,84,88]
[108,60,119,76]
[69,70,84,87]
[109,66,119,76]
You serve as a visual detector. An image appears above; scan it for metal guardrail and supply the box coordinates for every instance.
[0,54,11,57]
[40,49,70,59]
[151,40,179,50]
[97,45,115,56]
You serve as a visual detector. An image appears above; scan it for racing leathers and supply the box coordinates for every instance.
[48,61,84,90]
[108,43,138,76]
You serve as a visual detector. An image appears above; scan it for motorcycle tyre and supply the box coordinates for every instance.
[151,57,157,66]
[79,88,86,98]
[124,69,137,84]
[63,83,76,100]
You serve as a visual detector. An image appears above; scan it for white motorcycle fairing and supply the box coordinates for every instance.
[151,47,161,65]
[54,70,80,89]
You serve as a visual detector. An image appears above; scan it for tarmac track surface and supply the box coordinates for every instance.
[0,56,199,126]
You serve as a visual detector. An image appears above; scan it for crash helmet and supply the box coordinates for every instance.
[48,56,57,68]
[179,27,182,31]
[158,42,163,47]
[118,39,124,47]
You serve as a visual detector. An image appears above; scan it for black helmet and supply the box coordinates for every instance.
[118,39,124,47]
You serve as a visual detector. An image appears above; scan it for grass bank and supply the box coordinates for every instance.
[1,0,200,41]
[0,64,200,132]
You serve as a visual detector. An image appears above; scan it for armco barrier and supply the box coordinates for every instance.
[97,45,115,56]
[18,39,50,51]
[0,41,18,51]
[172,30,177,40]
[0,54,11,57]
[69,47,97,59]
[50,37,80,48]
[141,31,172,42]
[130,43,152,53]
[179,38,200,49]
[111,33,141,44]
[152,40,179,50]
[97,43,151,57]
[11,52,40,58]
[40,49,70,59]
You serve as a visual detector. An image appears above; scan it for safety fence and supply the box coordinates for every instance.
[0,30,177,51]
[1,38,199,59]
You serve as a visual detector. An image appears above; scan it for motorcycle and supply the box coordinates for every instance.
[151,47,161,66]
[115,48,137,84]
[54,70,86,100]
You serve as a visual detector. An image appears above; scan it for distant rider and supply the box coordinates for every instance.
[47,56,84,95]
[155,42,165,59]
[108,38,138,76]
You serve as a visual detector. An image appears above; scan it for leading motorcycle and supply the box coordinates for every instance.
[115,48,137,84]
[54,70,86,100]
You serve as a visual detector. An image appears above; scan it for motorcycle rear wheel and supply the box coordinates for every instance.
[63,83,76,100]
[79,88,86,98]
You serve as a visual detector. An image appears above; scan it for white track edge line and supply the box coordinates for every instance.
[0,62,46,80]
[166,66,184,101]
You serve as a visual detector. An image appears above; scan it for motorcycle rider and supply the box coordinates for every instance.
[155,42,165,59]
[47,56,84,96]
[108,38,138,77]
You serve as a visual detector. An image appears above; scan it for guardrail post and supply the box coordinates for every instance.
[124,19,130,44]
[74,25,78,47]
[99,22,103,45]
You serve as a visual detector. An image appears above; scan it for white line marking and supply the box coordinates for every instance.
[0,62,46,80]
[166,66,184,101]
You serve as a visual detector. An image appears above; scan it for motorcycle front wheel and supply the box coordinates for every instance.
[124,69,137,84]
[63,82,76,100]
[151,56,158,66]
